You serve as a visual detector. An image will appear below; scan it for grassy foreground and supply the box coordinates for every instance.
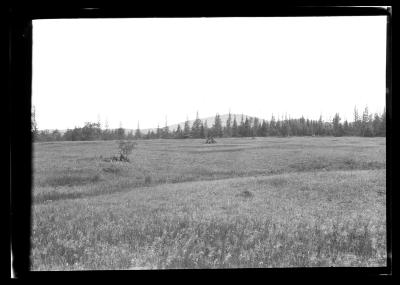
[31,137,386,269]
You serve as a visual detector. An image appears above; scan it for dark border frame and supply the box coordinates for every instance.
[9,6,392,279]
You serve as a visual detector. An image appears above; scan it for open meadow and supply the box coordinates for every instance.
[31,137,387,270]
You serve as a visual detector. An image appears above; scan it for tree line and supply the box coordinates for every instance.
[32,106,386,142]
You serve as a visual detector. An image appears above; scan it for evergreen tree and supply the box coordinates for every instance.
[200,124,205,138]
[269,115,276,136]
[372,113,381,136]
[306,119,312,136]
[203,120,209,138]
[259,120,268,136]
[102,119,110,140]
[243,117,251,137]
[299,116,306,136]
[162,117,169,139]
[191,111,202,138]
[380,107,386,136]
[225,112,232,137]
[175,124,183,138]
[212,114,223,137]
[353,106,361,136]
[145,131,151,140]
[232,116,238,137]
[135,122,142,139]
[252,117,260,137]
[127,130,135,140]
[156,124,161,139]
[343,120,350,136]
[275,118,282,136]
[332,113,343,137]
[284,115,291,137]
[361,106,373,137]
[31,105,38,141]
[317,115,324,136]
[238,114,245,137]
[183,117,191,137]
[117,122,125,140]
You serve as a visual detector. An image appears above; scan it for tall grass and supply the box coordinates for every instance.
[31,137,387,270]
[31,212,386,270]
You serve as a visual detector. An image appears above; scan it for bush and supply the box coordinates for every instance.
[114,141,136,162]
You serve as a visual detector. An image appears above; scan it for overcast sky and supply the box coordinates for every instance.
[32,16,387,130]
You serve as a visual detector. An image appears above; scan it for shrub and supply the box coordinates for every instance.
[117,141,136,162]
[101,141,137,162]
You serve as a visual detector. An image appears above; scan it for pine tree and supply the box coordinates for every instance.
[380,107,386,136]
[372,113,381,136]
[260,120,268,137]
[212,114,223,137]
[361,106,373,137]
[135,121,142,139]
[252,117,260,137]
[156,124,161,139]
[225,112,232,137]
[117,122,125,140]
[332,113,343,137]
[269,115,276,136]
[183,117,191,137]
[127,130,135,140]
[244,117,251,137]
[31,105,38,141]
[175,124,183,138]
[353,106,361,136]
[238,114,245,137]
[317,115,324,136]
[203,120,209,138]
[162,116,169,139]
[200,124,205,138]
[191,111,202,138]
[102,119,110,140]
[343,120,350,136]
[232,116,238,137]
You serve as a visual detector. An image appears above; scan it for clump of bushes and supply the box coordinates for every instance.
[102,141,137,163]
[205,136,217,144]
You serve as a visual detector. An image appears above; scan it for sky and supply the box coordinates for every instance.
[32,16,387,130]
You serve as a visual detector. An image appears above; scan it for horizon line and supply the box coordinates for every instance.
[35,106,386,132]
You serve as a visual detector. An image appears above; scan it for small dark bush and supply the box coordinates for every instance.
[205,137,217,144]
[117,141,136,162]
[102,141,137,162]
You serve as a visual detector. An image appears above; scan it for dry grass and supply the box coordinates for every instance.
[31,137,387,270]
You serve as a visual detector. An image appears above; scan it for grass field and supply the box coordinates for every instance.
[31,137,387,270]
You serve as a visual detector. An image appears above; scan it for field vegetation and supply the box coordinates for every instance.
[31,137,386,270]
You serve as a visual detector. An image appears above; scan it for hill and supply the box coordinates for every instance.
[40,114,262,135]
[138,114,260,134]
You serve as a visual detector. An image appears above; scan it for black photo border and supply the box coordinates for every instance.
[8,6,392,280]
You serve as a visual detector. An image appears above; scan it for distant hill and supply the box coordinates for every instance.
[137,114,260,134]
[41,114,263,135]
